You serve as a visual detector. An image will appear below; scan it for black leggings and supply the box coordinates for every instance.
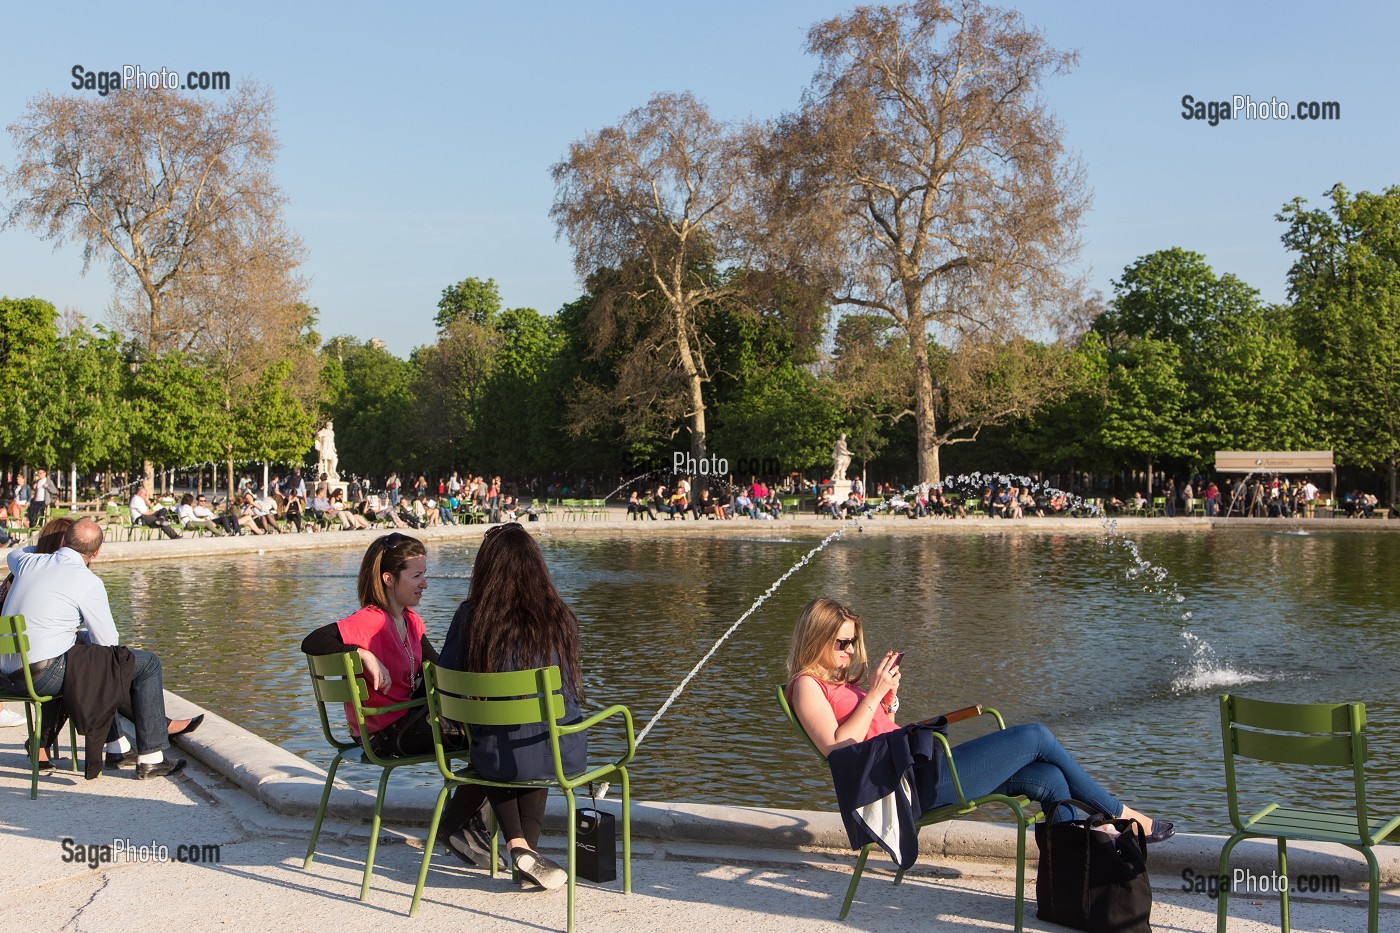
[375,713,548,849]
[443,786,548,848]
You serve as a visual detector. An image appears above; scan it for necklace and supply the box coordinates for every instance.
[388,612,417,689]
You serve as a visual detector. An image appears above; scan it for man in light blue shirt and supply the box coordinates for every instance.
[0,519,196,778]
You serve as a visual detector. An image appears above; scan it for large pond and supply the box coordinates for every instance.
[99,526,1400,832]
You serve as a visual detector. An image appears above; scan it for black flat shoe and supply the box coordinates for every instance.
[169,714,204,737]
[1144,819,1176,844]
[106,749,139,768]
[136,757,187,779]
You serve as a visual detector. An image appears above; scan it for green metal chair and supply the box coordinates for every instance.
[412,662,635,930]
[0,615,79,798]
[776,684,1043,929]
[1217,694,1400,933]
[302,652,436,901]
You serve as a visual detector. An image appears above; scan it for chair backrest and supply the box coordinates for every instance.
[1220,694,1370,836]
[305,652,371,753]
[775,682,827,760]
[0,614,47,701]
[424,662,570,779]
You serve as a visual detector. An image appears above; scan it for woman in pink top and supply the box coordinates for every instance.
[786,597,1174,840]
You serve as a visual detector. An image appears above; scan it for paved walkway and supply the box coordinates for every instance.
[2,699,1393,933]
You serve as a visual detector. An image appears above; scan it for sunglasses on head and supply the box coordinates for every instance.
[483,521,522,538]
[834,637,857,651]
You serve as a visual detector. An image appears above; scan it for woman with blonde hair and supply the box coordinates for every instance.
[786,597,1174,840]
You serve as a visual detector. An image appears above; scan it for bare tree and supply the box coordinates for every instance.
[3,83,303,355]
[551,92,759,462]
[766,0,1087,482]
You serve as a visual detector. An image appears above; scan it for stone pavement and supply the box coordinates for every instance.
[2,695,1393,932]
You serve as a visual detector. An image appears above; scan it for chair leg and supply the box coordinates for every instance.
[1014,810,1029,933]
[1217,833,1246,933]
[25,703,39,800]
[563,788,577,933]
[1363,845,1380,933]
[1278,837,1290,933]
[621,767,632,895]
[839,844,874,920]
[304,754,344,867]
[361,767,394,900]
[410,784,452,916]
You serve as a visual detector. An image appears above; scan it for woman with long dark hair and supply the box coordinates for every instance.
[436,522,585,891]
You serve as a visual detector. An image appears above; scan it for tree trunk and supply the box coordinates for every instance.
[1389,456,1397,508]
[1146,459,1155,498]
[69,463,78,508]
[909,328,940,484]
[673,305,707,464]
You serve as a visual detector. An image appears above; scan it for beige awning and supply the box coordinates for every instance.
[1214,451,1334,473]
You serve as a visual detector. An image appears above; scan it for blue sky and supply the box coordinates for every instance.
[2,2,1395,357]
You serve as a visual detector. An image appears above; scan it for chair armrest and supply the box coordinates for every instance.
[361,696,427,716]
[556,704,636,768]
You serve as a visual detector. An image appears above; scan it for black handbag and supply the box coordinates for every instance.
[1035,798,1151,933]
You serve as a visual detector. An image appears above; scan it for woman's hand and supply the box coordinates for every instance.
[870,651,902,707]
[357,647,391,692]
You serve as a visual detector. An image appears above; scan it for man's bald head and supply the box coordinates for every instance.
[63,518,105,558]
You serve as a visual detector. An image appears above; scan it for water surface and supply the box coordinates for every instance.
[100,527,1400,832]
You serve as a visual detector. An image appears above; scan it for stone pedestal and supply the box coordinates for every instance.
[829,480,852,502]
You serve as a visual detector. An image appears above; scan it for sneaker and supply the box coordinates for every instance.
[0,707,26,728]
[510,847,567,891]
[444,817,506,871]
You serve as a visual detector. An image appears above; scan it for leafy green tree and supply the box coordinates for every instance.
[710,363,843,477]
[435,277,503,331]
[48,326,132,483]
[1099,337,1191,494]
[128,350,226,477]
[472,307,567,476]
[1281,183,1400,501]
[0,296,60,463]
[323,337,416,478]
[1098,248,1314,471]
[232,358,314,466]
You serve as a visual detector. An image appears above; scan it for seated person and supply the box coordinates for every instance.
[306,492,334,530]
[329,489,370,529]
[785,597,1175,841]
[626,490,648,520]
[733,491,754,518]
[240,491,274,534]
[764,489,784,518]
[816,490,839,519]
[0,519,197,777]
[177,493,227,536]
[1131,491,1147,511]
[129,484,181,539]
[500,495,519,521]
[366,494,407,528]
[666,488,689,520]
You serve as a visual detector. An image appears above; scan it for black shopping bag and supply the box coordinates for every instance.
[575,808,616,883]
[1035,799,1151,933]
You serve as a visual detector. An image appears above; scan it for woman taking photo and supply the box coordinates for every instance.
[786,597,1174,841]
[435,522,585,891]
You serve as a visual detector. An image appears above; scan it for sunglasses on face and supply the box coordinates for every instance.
[834,637,857,651]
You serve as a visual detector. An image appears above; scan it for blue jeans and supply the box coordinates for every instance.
[31,647,172,755]
[930,723,1122,823]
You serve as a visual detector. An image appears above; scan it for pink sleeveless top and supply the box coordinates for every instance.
[796,674,898,742]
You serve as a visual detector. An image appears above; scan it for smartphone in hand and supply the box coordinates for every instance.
[890,651,905,668]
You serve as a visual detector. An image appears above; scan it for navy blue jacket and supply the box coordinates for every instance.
[827,721,944,870]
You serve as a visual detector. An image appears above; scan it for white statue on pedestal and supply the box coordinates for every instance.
[831,433,852,483]
[315,421,340,484]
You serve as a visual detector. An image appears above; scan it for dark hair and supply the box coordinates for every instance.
[356,533,427,611]
[458,523,583,700]
[181,493,195,506]
[35,516,76,554]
